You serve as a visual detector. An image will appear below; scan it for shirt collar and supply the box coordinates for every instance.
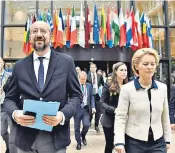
[134,77,158,90]
[33,49,51,61]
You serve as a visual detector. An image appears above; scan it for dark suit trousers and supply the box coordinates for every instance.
[103,126,114,153]
[90,95,101,127]
[125,135,167,153]
[74,107,90,144]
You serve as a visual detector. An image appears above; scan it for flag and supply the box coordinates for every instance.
[47,9,53,32]
[57,8,65,48]
[146,17,154,48]
[79,3,85,48]
[93,4,100,44]
[70,6,77,48]
[23,18,33,55]
[140,13,149,47]
[85,5,91,48]
[125,8,132,48]
[130,7,138,51]
[38,13,42,21]
[135,10,142,49]
[66,7,71,48]
[52,10,58,49]
[119,7,126,47]
[106,7,113,48]
[42,11,47,22]
[32,14,36,23]
[112,8,120,47]
[100,3,106,48]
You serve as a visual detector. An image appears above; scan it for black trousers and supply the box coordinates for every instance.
[125,134,167,153]
[103,126,114,153]
[90,97,101,127]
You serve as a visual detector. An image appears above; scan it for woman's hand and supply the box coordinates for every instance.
[166,144,170,151]
[114,145,125,153]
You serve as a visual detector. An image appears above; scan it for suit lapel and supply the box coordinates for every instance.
[42,49,58,91]
[27,53,41,92]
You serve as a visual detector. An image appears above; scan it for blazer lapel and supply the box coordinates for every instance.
[27,53,41,92]
[86,83,90,104]
[42,49,58,91]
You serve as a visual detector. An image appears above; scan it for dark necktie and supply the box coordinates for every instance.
[38,57,45,90]
[81,85,84,94]
[93,73,96,84]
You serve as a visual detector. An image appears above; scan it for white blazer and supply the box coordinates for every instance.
[114,80,171,145]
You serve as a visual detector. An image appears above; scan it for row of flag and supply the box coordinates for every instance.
[23,4,153,55]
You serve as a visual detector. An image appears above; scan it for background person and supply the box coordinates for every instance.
[100,62,128,153]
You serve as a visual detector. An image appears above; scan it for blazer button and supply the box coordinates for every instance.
[40,97,43,101]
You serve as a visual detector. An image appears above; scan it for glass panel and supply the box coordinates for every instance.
[135,1,164,25]
[152,28,166,59]
[121,1,130,14]
[170,28,175,59]
[3,27,26,58]
[168,1,175,25]
[155,62,168,85]
[38,1,51,16]
[5,1,36,25]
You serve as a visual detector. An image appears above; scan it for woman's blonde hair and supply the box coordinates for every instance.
[132,48,159,76]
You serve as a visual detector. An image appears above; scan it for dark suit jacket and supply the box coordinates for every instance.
[169,84,175,124]
[79,83,95,115]
[100,83,119,128]
[4,49,82,151]
[87,73,104,88]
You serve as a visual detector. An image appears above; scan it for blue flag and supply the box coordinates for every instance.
[93,5,99,44]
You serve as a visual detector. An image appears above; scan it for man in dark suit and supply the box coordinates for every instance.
[169,84,175,131]
[87,63,104,132]
[74,71,95,150]
[4,21,82,153]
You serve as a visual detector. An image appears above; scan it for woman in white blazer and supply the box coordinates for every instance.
[114,48,171,153]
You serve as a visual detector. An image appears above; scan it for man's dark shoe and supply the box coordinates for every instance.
[95,126,100,132]
[76,143,81,150]
[81,135,87,145]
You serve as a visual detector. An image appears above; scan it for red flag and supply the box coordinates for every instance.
[85,6,91,48]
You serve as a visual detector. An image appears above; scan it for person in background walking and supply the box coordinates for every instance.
[87,63,104,132]
[74,71,95,150]
[100,62,128,153]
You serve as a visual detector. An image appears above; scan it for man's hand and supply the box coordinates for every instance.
[92,108,96,114]
[114,145,125,153]
[42,112,63,126]
[171,124,175,131]
[14,110,35,126]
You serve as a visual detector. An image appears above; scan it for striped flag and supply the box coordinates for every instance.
[79,3,85,48]
[52,10,58,49]
[23,18,33,55]
[140,13,149,47]
[112,8,120,47]
[100,3,106,48]
[70,6,77,48]
[106,7,113,48]
[66,7,71,48]
[130,7,138,51]
[146,17,153,48]
[47,9,53,32]
[135,10,142,49]
[125,8,132,48]
[119,7,126,47]
[57,8,65,48]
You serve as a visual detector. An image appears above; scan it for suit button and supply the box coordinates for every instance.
[40,97,43,101]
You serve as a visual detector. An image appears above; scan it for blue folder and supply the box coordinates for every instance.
[23,99,60,132]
